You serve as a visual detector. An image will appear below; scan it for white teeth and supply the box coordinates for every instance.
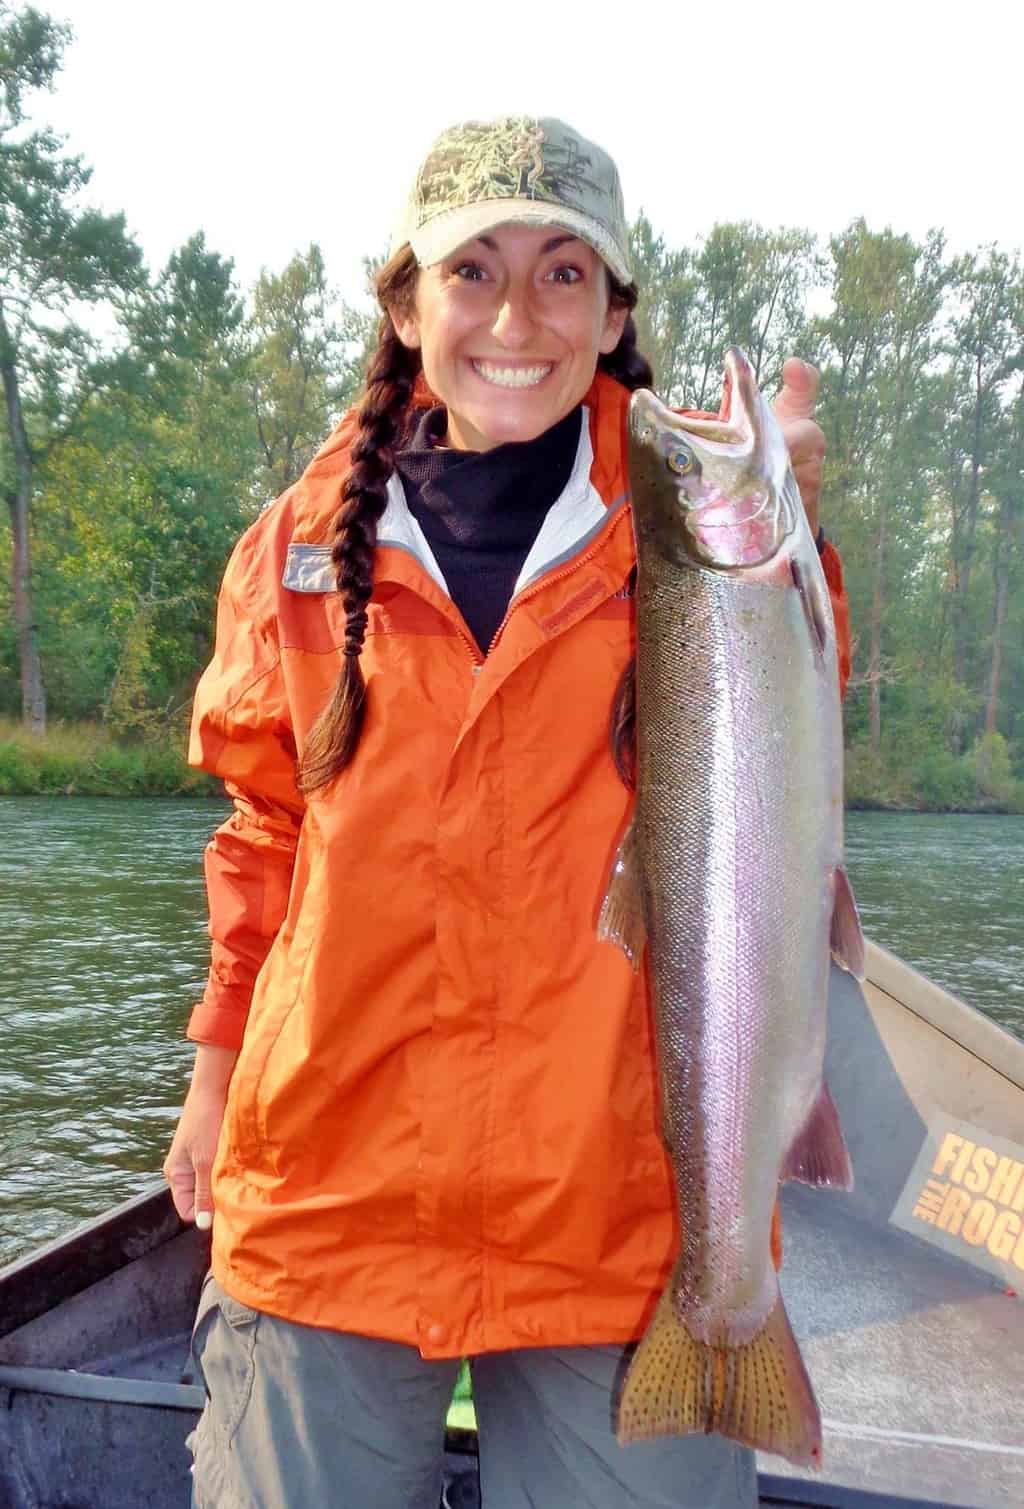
[473,360,552,388]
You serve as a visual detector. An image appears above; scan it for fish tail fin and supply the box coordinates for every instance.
[617,1284,822,1468]
[782,1081,854,1191]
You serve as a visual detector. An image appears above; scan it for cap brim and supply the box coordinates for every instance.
[404,196,632,286]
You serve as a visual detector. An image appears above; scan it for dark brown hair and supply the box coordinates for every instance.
[298,247,652,794]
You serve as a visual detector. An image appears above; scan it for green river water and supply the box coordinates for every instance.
[1,798,1021,1268]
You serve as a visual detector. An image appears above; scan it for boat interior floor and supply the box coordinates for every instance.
[0,1197,1013,1509]
[3,950,1023,1509]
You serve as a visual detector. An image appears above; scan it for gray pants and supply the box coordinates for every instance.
[189,1276,756,1509]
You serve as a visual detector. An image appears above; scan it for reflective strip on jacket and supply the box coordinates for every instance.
[187,370,853,1359]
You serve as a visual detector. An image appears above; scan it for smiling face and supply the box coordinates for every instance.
[390,222,629,451]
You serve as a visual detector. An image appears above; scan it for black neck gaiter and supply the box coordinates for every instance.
[395,404,583,654]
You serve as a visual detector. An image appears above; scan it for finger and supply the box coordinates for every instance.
[773,358,820,426]
[782,418,824,534]
[193,1157,214,1231]
[783,416,827,468]
[163,1155,198,1224]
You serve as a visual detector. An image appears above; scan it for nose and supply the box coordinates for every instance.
[491,282,536,348]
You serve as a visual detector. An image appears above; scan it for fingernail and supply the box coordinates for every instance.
[195,1211,212,1231]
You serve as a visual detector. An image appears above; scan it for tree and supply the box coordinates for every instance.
[983,374,1024,736]
[248,244,345,497]
[628,213,698,403]
[628,216,819,410]
[688,223,818,408]
[26,233,260,730]
[942,249,1022,725]
[128,230,256,517]
[132,231,246,400]
[336,253,387,410]
[0,3,142,731]
[863,231,946,750]
[813,223,947,750]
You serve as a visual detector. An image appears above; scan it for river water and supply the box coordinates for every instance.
[1,798,1021,1268]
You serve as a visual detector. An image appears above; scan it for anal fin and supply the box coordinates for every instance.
[831,864,865,980]
[597,816,647,971]
[782,1082,854,1190]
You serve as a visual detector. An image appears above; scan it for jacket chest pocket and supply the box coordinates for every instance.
[279,546,452,657]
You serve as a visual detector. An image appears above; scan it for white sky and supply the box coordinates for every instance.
[35,0,1024,307]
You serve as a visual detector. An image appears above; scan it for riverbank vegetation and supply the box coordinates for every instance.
[2,718,1020,811]
[1,8,1022,812]
[0,718,216,797]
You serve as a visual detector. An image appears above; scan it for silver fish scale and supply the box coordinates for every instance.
[635,546,841,1327]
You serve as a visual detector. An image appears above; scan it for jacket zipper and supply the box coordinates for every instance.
[479,512,630,665]
[404,509,630,674]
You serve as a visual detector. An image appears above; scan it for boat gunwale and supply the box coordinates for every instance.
[864,940,1024,1092]
[0,1183,189,1343]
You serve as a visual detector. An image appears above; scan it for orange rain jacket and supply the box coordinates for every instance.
[188,370,852,1360]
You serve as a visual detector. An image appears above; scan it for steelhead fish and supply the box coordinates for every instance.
[600,347,864,1467]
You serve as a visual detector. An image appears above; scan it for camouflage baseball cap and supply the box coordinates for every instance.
[391,116,633,285]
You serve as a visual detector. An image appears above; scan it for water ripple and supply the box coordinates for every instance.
[1,796,225,1265]
[1,798,1021,1269]
[845,811,1024,1038]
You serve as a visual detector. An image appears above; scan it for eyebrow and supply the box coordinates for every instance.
[477,233,581,255]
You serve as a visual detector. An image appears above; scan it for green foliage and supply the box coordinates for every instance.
[0,9,144,379]
[336,254,386,408]
[845,729,1024,813]
[910,748,977,811]
[2,10,1023,802]
[3,209,262,738]
[0,717,216,795]
[971,731,1023,809]
[0,0,144,730]
[0,4,69,114]
[844,743,905,809]
[249,244,345,496]
[629,214,819,407]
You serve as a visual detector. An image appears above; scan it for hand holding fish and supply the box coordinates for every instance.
[773,357,825,537]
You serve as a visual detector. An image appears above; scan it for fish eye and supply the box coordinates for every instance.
[668,445,697,476]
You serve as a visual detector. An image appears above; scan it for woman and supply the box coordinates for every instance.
[165,116,850,1509]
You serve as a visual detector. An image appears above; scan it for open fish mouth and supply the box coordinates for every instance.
[628,348,795,573]
[630,347,759,452]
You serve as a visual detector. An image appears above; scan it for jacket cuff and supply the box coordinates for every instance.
[186,994,251,1051]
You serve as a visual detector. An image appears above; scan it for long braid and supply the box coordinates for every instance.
[298,252,421,793]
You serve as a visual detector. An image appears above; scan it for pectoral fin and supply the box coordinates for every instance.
[790,554,829,658]
[830,864,865,979]
[597,817,647,971]
[782,1082,854,1190]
